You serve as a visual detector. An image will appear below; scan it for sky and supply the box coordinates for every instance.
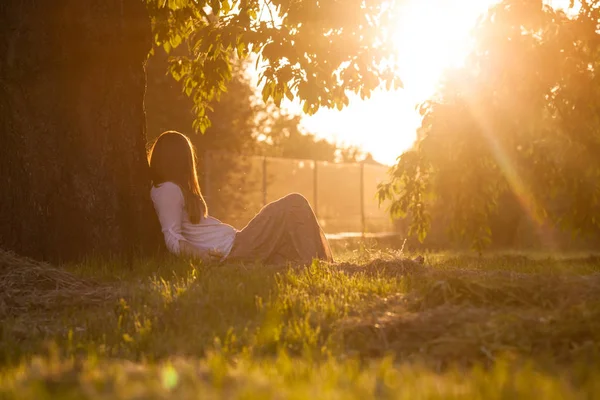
[281,0,575,165]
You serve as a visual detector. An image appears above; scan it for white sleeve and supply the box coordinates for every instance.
[151,182,187,254]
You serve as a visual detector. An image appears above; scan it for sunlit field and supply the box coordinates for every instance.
[4,0,600,398]
[2,248,600,398]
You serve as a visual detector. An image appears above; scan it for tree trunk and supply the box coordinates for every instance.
[0,0,162,262]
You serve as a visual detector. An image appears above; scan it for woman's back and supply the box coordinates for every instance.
[151,182,237,256]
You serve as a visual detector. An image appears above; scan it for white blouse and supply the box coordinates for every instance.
[151,182,237,258]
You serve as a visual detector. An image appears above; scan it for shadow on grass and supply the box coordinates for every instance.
[0,250,284,364]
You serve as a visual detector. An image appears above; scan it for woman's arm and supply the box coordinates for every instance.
[151,183,189,254]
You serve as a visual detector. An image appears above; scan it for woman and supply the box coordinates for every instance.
[148,131,333,265]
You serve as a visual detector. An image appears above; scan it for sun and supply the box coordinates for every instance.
[300,0,576,165]
[300,0,500,165]
[391,0,500,102]
[392,0,576,101]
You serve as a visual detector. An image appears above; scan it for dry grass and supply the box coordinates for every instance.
[2,249,600,398]
[0,250,121,319]
[336,257,425,277]
[334,264,600,368]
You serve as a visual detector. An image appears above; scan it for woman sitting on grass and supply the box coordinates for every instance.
[148,130,333,265]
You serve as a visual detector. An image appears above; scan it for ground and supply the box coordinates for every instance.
[1,247,600,399]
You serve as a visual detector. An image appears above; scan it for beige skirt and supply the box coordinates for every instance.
[227,193,333,265]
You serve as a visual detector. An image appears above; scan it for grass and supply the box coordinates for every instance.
[1,247,600,398]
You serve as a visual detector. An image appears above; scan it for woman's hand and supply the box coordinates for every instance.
[179,241,223,263]
[208,249,224,260]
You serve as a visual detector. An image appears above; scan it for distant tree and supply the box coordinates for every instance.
[379,0,600,250]
[339,150,382,165]
[255,105,367,162]
[190,60,262,226]
[145,46,196,141]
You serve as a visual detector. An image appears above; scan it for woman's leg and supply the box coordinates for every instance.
[227,193,333,264]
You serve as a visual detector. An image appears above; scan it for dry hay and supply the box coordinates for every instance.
[333,267,600,367]
[0,249,120,318]
[407,268,600,310]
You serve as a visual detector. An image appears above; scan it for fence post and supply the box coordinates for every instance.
[313,159,318,218]
[360,162,365,237]
[262,156,267,207]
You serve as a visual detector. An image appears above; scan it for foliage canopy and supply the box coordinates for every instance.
[379,0,600,249]
[146,0,402,132]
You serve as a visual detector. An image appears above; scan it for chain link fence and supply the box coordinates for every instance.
[202,152,396,238]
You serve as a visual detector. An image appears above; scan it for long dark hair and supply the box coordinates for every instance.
[148,131,208,223]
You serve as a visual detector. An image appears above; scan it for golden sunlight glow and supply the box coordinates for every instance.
[392,0,498,101]
[298,0,577,165]
[299,0,499,165]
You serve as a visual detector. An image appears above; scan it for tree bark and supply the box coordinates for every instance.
[0,0,162,262]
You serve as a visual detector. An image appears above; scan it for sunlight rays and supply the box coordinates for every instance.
[297,0,580,165]
[463,93,555,247]
[300,0,501,165]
